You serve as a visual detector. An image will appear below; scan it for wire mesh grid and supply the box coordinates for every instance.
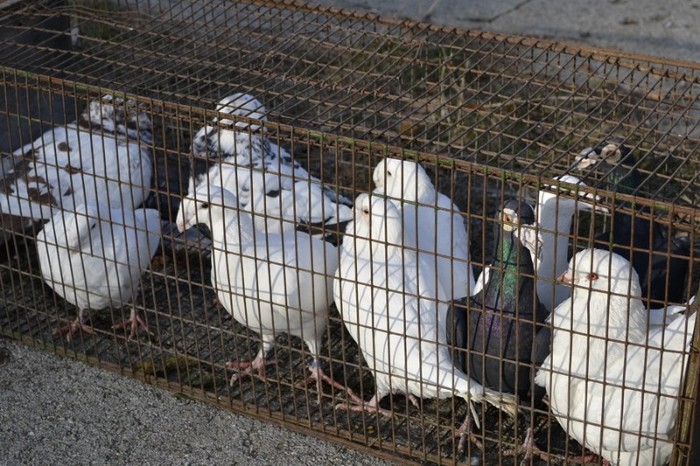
[1,0,700,465]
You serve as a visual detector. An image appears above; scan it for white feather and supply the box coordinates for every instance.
[36,204,161,312]
[2,96,152,224]
[177,184,338,371]
[535,248,695,466]
[372,157,474,302]
[176,93,352,237]
[335,193,516,419]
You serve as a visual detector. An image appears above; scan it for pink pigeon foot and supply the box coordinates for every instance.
[226,356,276,385]
[52,316,95,342]
[504,427,554,464]
[113,310,151,340]
[456,412,484,452]
[298,360,362,403]
[335,393,394,418]
[568,454,610,465]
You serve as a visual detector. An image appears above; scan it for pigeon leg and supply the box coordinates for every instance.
[52,308,95,341]
[299,359,362,404]
[456,411,484,452]
[504,427,553,464]
[113,308,151,340]
[226,348,275,386]
[335,392,394,418]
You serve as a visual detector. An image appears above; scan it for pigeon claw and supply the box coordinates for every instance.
[503,427,554,465]
[299,363,357,404]
[456,412,484,453]
[113,311,151,340]
[52,317,96,342]
[334,393,393,418]
[226,357,275,385]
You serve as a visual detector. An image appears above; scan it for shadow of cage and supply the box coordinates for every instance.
[1,0,700,465]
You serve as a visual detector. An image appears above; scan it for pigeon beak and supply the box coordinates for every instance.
[574,147,600,170]
[558,270,574,284]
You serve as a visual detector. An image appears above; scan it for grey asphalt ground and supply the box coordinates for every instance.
[1,0,698,465]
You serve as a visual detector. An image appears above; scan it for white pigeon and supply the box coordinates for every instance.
[176,184,348,395]
[534,175,607,312]
[176,93,352,239]
[0,95,153,225]
[471,176,605,304]
[372,157,474,302]
[334,192,517,431]
[534,248,696,466]
[36,203,161,339]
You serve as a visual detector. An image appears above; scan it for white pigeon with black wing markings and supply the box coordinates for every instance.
[535,248,696,466]
[36,203,161,340]
[177,93,352,238]
[0,95,153,226]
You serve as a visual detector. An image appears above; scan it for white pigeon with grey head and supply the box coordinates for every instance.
[176,184,349,396]
[535,248,696,466]
[0,95,153,226]
[176,93,352,240]
[334,192,517,431]
[36,203,161,339]
[372,157,474,302]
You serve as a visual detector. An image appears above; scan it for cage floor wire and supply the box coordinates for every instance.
[1,0,700,465]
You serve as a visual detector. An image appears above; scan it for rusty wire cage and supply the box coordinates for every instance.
[1,0,700,464]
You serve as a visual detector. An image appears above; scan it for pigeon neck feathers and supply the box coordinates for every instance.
[475,211,538,316]
[351,193,405,261]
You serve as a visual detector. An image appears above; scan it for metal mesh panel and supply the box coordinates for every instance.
[1,0,699,465]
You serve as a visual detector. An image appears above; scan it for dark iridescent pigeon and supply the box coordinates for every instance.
[447,199,550,455]
[575,138,690,306]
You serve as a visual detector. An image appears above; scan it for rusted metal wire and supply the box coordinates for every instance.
[0,1,699,465]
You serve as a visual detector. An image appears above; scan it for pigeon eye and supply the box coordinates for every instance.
[362,207,369,215]
[587,272,599,281]
[200,202,209,209]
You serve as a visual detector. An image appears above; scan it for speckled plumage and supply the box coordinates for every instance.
[177,93,352,237]
[0,95,153,228]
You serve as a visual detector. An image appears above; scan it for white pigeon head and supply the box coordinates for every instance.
[176,185,239,233]
[560,248,642,300]
[372,157,434,202]
[350,193,405,253]
[83,95,153,143]
[213,93,268,132]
